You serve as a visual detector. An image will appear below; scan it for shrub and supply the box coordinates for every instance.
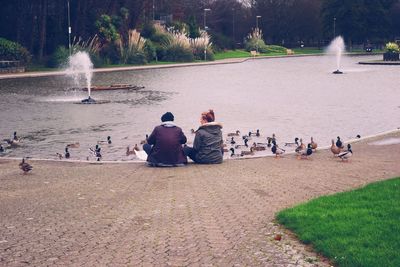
[211,32,234,50]
[385,42,399,53]
[144,40,157,61]
[71,35,102,67]
[48,46,69,67]
[190,31,213,61]
[0,38,31,64]
[245,28,268,53]
[164,45,194,62]
[117,29,147,64]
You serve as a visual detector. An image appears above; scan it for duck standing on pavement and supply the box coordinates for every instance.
[337,144,353,161]
[19,158,33,174]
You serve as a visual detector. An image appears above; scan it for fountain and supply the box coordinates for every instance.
[66,51,96,103]
[326,36,345,74]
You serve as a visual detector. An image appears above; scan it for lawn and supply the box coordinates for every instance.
[276,177,400,267]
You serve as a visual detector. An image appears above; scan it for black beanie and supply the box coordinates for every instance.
[161,112,174,122]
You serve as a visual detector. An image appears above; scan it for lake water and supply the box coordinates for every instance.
[0,54,399,161]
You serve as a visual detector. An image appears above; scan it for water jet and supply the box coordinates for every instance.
[326,36,345,74]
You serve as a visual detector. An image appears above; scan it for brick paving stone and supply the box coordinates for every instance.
[0,132,399,266]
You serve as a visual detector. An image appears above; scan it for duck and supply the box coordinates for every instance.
[230,137,236,145]
[295,138,305,153]
[126,146,136,156]
[336,136,344,149]
[140,134,149,145]
[229,148,242,157]
[65,147,70,159]
[98,136,112,145]
[266,133,277,147]
[310,137,318,150]
[56,153,63,160]
[240,147,254,156]
[19,158,33,174]
[284,137,299,147]
[337,144,353,161]
[252,142,266,151]
[0,144,4,153]
[330,139,341,156]
[227,130,240,137]
[297,143,313,159]
[4,131,21,147]
[271,141,285,157]
[89,145,102,161]
[248,129,260,137]
[235,138,249,148]
[66,142,80,148]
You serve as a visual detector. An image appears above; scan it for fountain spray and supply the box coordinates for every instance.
[327,36,345,74]
[66,51,95,103]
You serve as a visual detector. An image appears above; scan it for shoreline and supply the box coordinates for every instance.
[2,128,399,164]
[0,52,377,80]
[0,126,399,266]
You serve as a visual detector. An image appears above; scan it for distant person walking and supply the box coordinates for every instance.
[184,109,223,164]
[143,112,187,167]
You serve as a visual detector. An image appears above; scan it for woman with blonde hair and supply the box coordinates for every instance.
[184,109,223,164]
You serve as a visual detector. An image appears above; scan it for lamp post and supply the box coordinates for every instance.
[256,15,261,54]
[232,8,235,49]
[67,0,72,56]
[152,0,155,21]
[333,17,336,39]
[204,8,211,61]
[256,15,261,30]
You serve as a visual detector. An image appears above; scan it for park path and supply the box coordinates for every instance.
[0,132,399,266]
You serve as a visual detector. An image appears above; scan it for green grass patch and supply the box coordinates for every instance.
[214,49,253,60]
[276,177,400,267]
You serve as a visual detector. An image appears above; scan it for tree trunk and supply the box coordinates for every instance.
[38,0,47,61]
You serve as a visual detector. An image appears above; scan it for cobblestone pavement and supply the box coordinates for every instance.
[1,133,399,266]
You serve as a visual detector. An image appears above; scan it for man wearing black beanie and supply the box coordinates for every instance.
[143,112,187,167]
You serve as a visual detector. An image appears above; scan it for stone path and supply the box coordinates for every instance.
[0,132,399,266]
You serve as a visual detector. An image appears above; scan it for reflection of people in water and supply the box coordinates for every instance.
[183,109,223,164]
[143,112,187,167]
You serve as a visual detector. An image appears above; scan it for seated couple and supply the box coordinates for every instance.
[143,110,223,167]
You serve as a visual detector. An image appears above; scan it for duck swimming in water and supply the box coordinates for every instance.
[227,130,240,137]
[248,129,260,137]
[252,142,266,151]
[66,142,80,148]
[19,158,33,174]
[98,136,112,145]
[284,137,299,147]
[0,145,4,153]
[337,144,353,161]
[4,131,21,147]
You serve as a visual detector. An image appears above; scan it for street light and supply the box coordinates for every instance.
[67,0,72,56]
[204,8,211,61]
[256,16,261,54]
[333,17,336,38]
[232,8,235,49]
[152,0,155,21]
[256,15,261,30]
